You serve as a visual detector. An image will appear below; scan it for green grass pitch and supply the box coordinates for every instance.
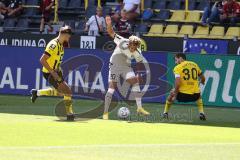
[0,95,240,160]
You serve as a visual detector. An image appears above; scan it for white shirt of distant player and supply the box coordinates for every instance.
[86,15,106,36]
[110,34,145,67]
[123,0,141,14]
[237,45,240,55]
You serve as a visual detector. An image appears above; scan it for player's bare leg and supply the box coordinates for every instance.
[163,89,176,119]
[196,96,206,121]
[103,81,117,120]
[126,77,150,116]
[31,88,63,103]
[57,82,75,121]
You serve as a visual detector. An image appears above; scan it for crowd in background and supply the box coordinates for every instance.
[202,0,240,26]
[85,0,140,37]
[0,0,54,33]
[0,0,23,20]
[1,0,240,36]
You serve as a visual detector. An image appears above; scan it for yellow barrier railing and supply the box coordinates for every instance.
[53,0,58,24]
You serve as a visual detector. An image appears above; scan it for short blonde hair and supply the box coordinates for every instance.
[129,35,141,43]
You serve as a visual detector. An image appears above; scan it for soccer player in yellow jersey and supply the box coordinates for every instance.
[30,25,75,121]
[163,53,206,120]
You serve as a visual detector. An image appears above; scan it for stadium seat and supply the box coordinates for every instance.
[68,0,82,9]
[152,10,170,21]
[224,27,240,39]
[152,0,166,10]
[26,0,39,5]
[208,26,224,39]
[75,20,86,34]
[168,10,185,22]
[134,24,149,35]
[102,7,112,16]
[144,0,153,9]
[160,24,179,37]
[167,0,181,10]
[59,0,69,9]
[21,8,38,17]
[196,0,206,10]
[178,25,194,37]
[85,6,97,19]
[143,24,163,37]
[15,19,29,31]
[190,26,209,38]
[3,18,17,31]
[188,0,197,10]
[184,11,201,23]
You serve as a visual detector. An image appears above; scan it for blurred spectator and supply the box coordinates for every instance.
[112,0,123,22]
[0,0,23,18]
[220,0,240,25]
[114,9,131,38]
[123,0,140,21]
[202,0,227,25]
[39,0,54,33]
[0,0,7,20]
[84,7,106,36]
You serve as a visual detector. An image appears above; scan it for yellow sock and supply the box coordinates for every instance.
[196,98,204,113]
[164,100,172,113]
[64,96,73,115]
[38,88,58,96]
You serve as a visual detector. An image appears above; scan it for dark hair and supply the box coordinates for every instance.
[175,53,186,60]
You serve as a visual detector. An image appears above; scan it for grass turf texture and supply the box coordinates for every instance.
[0,95,240,160]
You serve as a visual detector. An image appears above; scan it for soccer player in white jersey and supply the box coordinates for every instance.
[103,16,150,120]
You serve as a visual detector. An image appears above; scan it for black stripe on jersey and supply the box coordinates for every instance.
[55,39,60,55]
[44,51,51,57]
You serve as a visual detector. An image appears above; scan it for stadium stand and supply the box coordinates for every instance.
[0,0,240,40]
[143,24,163,37]
[178,25,194,37]
[224,27,240,39]
[208,26,225,39]
[190,25,209,38]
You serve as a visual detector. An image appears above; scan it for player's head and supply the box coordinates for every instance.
[121,9,127,19]
[96,7,103,16]
[175,53,186,64]
[59,25,73,42]
[128,35,141,53]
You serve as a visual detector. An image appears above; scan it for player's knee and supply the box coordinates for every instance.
[126,77,138,85]
[107,88,115,94]
[109,82,117,89]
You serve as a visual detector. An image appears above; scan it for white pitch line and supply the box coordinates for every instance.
[0,143,240,150]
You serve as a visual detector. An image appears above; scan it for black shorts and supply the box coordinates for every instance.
[42,71,64,89]
[176,92,200,102]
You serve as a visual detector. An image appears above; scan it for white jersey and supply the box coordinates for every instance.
[110,34,144,68]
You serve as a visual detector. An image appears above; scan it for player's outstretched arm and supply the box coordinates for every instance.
[105,16,115,38]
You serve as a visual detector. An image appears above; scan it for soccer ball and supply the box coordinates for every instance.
[117,107,130,119]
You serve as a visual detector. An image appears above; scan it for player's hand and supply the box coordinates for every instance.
[105,16,112,26]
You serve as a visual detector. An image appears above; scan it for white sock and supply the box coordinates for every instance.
[104,88,115,113]
[132,84,142,109]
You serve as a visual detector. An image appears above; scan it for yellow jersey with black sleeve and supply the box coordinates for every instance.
[173,61,202,94]
[42,38,64,73]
